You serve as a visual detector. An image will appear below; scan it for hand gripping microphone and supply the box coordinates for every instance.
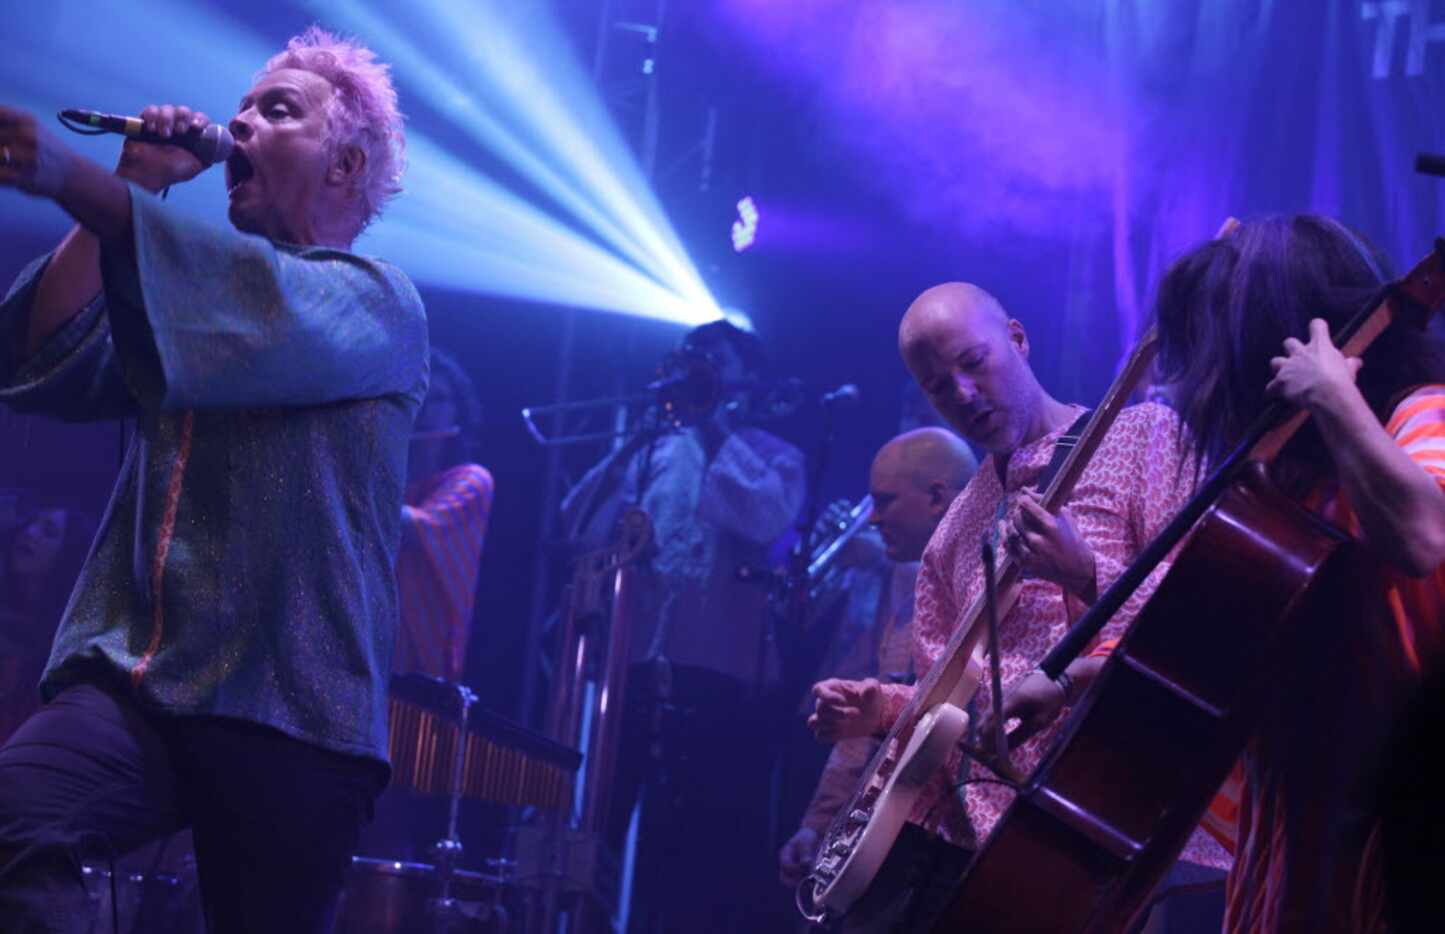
[58,109,234,166]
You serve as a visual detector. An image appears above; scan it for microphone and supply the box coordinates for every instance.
[1417,152,1445,177]
[59,109,234,166]
[645,371,703,394]
[821,383,861,408]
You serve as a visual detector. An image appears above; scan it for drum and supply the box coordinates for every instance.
[335,857,509,933]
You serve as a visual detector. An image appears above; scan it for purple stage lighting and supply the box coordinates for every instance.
[713,1,1125,239]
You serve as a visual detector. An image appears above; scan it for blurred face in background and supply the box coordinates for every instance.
[869,448,958,562]
[11,509,68,578]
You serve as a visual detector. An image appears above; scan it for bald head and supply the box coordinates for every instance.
[874,427,977,494]
[868,427,978,562]
[896,281,1048,454]
[899,283,1010,359]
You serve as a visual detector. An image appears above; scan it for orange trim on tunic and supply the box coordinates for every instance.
[131,410,195,688]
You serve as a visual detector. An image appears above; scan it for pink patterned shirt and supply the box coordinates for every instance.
[877,402,1226,867]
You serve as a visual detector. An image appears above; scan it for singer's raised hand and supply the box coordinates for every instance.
[0,106,79,198]
[117,104,212,191]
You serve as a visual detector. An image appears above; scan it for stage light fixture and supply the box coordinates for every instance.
[731,196,759,252]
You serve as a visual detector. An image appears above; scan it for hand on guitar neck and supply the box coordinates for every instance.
[808,677,884,742]
[1000,489,1098,602]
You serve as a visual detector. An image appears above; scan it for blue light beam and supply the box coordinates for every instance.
[1,0,722,327]
[314,0,721,320]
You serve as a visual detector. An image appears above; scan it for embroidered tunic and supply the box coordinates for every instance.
[0,189,428,763]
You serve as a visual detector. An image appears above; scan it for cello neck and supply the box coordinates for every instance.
[1252,244,1445,463]
[1040,239,1445,678]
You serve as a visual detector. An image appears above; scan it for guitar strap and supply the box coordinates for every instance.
[1039,409,1093,493]
[985,408,1093,550]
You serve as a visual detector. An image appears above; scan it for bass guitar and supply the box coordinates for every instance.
[797,323,1162,923]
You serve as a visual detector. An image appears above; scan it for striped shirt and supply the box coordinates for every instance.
[392,463,494,681]
[1221,385,1445,933]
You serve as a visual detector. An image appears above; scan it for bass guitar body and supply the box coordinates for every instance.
[801,655,982,922]
[931,464,1376,933]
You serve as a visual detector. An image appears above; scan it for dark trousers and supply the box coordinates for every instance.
[610,663,779,934]
[840,822,974,934]
[0,683,383,934]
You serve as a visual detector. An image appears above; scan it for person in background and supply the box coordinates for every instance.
[560,318,806,933]
[777,428,976,888]
[0,506,95,743]
[392,347,493,681]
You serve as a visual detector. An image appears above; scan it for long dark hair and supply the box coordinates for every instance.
[1151,215,1445,492]
[425,347,483,465]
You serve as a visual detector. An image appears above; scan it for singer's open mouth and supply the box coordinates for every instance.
[226,149,255,196]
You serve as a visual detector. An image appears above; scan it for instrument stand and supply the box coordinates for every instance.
[514,823,620,932]
[426,682,480,933]
[521,509,654,934]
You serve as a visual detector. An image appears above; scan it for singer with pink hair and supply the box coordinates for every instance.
[0,27,425,933]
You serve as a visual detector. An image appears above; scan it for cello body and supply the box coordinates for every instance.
[931,463,1376,933]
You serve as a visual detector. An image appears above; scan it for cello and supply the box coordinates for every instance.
[929,239,1445,933]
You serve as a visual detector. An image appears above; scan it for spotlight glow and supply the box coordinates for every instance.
[2,0,722,327]
[314,0,722,324]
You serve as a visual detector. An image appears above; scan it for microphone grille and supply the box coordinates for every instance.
[196,124,235,166]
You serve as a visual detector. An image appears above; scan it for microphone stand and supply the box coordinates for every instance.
[774,397,839,702]
[428,682,477,934]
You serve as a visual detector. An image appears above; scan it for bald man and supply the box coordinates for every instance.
[807,284,1227,932]
[778,428,976,889]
